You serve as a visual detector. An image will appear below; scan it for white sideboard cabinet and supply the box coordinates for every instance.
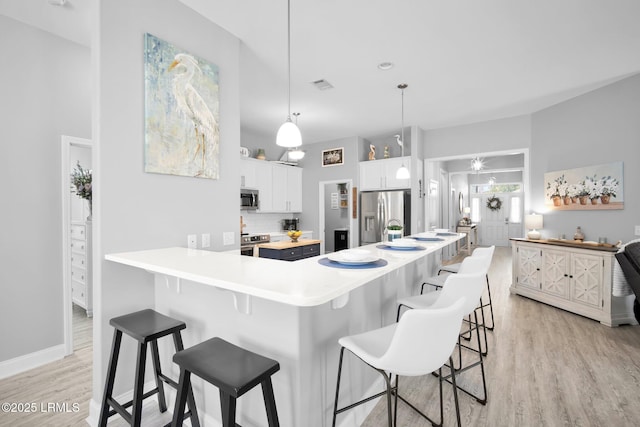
[70,221,93,317]
[510,238,635,327]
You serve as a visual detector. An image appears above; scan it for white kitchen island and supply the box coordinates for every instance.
[105,235,463,427]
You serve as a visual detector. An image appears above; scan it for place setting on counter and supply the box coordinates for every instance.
[317,249,388,269]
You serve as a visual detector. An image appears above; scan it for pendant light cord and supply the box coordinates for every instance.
[401,87,404,157]
[287,0,292,121]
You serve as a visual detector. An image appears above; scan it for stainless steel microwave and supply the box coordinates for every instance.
[240,189,259,210]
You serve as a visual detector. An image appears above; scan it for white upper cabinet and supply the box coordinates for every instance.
[272,163,302,212]
[241,158,302,213]
[359,157,411,191]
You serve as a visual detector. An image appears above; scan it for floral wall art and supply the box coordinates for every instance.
[544,162,623,210]
[144,33,220,179]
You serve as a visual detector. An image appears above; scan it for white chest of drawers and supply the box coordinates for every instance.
[71,221,92,317]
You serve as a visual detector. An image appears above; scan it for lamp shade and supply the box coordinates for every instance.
[463,206,471,215]
[276,119,302,148]
[525,214,543,239]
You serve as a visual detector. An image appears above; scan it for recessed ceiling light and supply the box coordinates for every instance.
[377,62,394,71]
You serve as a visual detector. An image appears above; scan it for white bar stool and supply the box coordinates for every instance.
[332,298,467,427]
[397,270,490,405]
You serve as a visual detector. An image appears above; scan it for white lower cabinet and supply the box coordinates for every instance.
[510,239,633,326]
[71,221,92,317]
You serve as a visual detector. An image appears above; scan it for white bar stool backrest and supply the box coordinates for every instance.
[376,298,466,377]
[430,273,486,317]
[457,256,490,276]
[471,245,495,259]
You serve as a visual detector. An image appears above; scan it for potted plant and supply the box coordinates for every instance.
[584,174,602,204]
[546,174,566,206]
[71,161,92,219]
[386,220,403,242]
[599,175,619,204]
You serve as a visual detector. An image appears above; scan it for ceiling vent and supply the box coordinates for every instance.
[311,79,334,91]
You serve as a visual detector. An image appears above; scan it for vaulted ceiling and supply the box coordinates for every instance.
[3,0,640,145]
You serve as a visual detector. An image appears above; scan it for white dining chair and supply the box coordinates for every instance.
[397,272,489,405]
[332,298,467,427]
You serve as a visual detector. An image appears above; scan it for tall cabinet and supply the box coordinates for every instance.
[510,238,634,326]
[70,221,92,317]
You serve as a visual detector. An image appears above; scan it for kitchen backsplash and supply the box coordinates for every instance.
[241,212,299,234]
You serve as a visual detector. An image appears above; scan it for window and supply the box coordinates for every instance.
[471,197,481,223]
[509,196,522,223]
[472,183,521,194]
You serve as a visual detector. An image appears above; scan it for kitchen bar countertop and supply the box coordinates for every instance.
[256,239,321,250]
[105,235,463,307]
[105,234,464,426]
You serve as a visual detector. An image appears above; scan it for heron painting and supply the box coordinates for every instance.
[144,33,220,179]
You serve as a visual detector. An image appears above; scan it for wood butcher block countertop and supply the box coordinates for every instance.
[257,239,322,250]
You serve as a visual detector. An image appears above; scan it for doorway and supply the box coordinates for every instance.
[61,136,92,356]
[318,179,355,254]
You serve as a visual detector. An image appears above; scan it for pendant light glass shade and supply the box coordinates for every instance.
[287,147,305,161]
[396,165,410,179]
[277,118,302,147]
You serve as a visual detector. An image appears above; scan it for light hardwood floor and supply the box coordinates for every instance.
[2,247,640,426]
[362,246,640,426]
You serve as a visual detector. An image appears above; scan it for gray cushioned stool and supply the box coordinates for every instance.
[98,309,199,427]
[171,337,280,427]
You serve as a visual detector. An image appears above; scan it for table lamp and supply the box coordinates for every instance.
[463,206,471,224]
[525,214,543,240]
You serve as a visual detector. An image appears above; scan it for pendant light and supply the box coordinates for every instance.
[396,83,410,179]
[287,112,305,160]
[276,0,302,148]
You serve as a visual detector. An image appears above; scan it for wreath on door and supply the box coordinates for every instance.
[486,195,502,211]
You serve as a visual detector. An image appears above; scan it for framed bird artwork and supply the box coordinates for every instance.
[144,33,220,179]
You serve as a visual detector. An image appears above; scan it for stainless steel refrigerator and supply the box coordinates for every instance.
[360,190,411,245]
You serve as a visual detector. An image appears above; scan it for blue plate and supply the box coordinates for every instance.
[318,257,388,269]
[436,232,457,236]
[411,237,444,242]
[376,244,426,251]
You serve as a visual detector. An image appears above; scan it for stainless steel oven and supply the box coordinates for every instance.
[240,234,270,256]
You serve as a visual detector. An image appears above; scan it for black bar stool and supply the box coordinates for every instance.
[98,309,199,427]
[171,337,280,427]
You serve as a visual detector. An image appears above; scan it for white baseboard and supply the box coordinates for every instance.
[0,344,66,380]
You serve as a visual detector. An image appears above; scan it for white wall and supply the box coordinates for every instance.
[423,115,532,159]
[93,0,240,401]
[0,16,91,363]
[530,73,640,242]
